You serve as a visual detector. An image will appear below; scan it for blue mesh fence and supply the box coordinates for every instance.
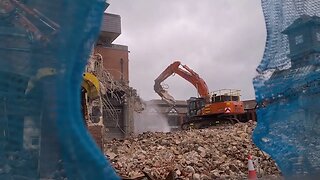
[0,0,119,179]
[253,0,320,178]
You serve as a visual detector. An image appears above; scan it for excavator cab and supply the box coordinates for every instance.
[187,97,206,117]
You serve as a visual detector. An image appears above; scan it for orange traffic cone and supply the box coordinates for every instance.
[248,155,257,180]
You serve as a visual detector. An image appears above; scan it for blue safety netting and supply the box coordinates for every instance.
[253,0,320,178]
[0,0,119,179]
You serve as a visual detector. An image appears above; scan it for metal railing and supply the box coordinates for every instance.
[211,89,242,97]
[109,44,128,51]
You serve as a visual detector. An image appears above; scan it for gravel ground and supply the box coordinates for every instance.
[105,121,281,179]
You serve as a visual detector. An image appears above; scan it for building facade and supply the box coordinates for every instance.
[95,13,129,84]
[93,12,141,140]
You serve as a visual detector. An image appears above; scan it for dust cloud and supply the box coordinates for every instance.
[133,102,170,134]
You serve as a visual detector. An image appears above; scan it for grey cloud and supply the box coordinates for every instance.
[107,0,266,101]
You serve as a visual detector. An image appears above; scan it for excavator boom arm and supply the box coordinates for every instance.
[175,65,209,97]
[154,61,180,105]
[154,61,210,105]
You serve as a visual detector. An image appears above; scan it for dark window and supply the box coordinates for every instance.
[120,58,124,81]
[231,96,239,101]
[31,137,39,145]
[224,96,231,101]
[168,117,179,126]
[213,96,223,102]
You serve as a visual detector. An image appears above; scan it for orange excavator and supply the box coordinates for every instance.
[154,61,245,129]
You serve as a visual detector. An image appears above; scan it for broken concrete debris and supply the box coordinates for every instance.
[104,121,281,179]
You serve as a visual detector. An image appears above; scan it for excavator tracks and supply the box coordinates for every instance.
[181,115,240,130]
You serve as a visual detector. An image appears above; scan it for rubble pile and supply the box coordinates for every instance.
[105,121,281,179]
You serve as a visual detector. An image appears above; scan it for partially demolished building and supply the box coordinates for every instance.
[86,13,143,141]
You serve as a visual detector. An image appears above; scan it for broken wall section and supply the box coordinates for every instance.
[86,52,143,140]
[91,12,145,140]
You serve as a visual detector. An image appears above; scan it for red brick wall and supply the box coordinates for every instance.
[88,125,104,150]
[94,46,129,84]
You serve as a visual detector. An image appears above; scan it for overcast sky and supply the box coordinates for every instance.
[106,0,266,101]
